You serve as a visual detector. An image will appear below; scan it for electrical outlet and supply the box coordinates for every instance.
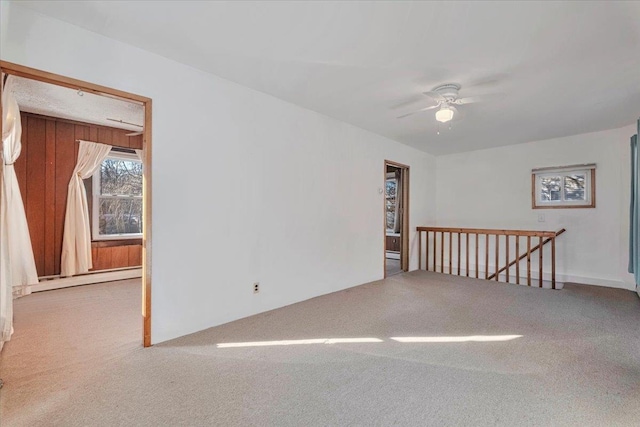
[538,214,545,222]
[253,282,260,293]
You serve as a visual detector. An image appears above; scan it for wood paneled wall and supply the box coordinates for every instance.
[92,244,142,271]
[14,112,143,277]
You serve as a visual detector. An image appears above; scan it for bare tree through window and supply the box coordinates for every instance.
[386,178,397,231]
[97,158,143,236]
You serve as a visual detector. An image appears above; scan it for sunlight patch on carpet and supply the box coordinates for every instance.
[216,335,522,348]
[217,337,383,348]
[391,335,522,343]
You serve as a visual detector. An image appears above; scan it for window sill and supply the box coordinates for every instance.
[92,238,142,248]
[532,202,595,209]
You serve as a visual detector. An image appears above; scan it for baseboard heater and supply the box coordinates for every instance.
[386,251,400,260]
[30,267,142,293]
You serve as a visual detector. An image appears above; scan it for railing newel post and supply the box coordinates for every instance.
[551,235,556,289]
[527,236,531,286]
[457,232,461,276]
[495,234,499,281]
[440,232,444,274]
[515,236,520,285]
[538,236,543,288]
[433,231,437,273]
[449,232,453,275]
[465,233,469,277]
[418,230,422,271]
[475,233,479,279]
[485,234,489,280]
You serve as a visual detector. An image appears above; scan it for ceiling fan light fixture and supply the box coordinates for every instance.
[435,106,454,123]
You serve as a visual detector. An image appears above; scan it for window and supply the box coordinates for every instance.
[532,164,595,209]
[386,176,397,231]
[92,150,143,240]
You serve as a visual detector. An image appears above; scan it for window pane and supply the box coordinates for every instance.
[98,198,142,235]
[386,203,396,229]
[386,179,397,229]
[386,210,395,230]
[564,174,585,200]
[100,159,142,196]
[386,180,396,198]
[540,176,562,201]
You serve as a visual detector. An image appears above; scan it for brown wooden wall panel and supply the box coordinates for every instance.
[97,127,113,145]
[54,121,76,275]
[128,245,142,266]
[90,244,142,271]
[14,112,143,277]
[92,247,113,271]
[44,119,56,274]
[111,246,130,269]
[129,134,143,149]
[113,130,129,148]
[15,114,28,198]
[74,124,90,154]
[25,115,46,274]
[89,126,98,145]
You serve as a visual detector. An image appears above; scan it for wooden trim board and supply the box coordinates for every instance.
[417,226,559,238]
[384,160,410,276]
[1,61,153,347]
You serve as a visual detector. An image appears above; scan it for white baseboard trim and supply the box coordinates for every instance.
[30,268,142,293]
[558,274,634,291]
[427,265,634,291]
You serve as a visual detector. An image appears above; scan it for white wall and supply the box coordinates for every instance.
[0,3,436,343]
[436,125,636,290]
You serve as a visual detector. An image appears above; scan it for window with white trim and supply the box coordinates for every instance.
[532,164,595,209]
[92,150,143,240]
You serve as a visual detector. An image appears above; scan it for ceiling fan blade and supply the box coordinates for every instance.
[126,131,143,137]
[396,104,439,119]
[422,91,445,102]
[453,97,480,105]
[467,73,509,88]
[389,95,429,111]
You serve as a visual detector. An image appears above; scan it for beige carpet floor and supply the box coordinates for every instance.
[1,272,639,426]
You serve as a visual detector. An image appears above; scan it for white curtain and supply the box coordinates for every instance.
[1,77,39,349]
[60,140,111,277]
[0,142,10,351]
[0,203,11,351]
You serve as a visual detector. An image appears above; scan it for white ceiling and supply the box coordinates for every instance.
[15,1,640,155]
[9,75,144,131]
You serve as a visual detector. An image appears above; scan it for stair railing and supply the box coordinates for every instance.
[416,227,566,289]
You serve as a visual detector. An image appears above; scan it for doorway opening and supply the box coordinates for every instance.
[384,160,409,277]
[0,61,152,347]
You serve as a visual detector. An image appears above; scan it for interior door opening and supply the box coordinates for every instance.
[1,61,152,347]
[384,161,409,277]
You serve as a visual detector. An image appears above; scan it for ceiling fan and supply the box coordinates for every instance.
[396,83,480,122]
[107,118,143,136]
